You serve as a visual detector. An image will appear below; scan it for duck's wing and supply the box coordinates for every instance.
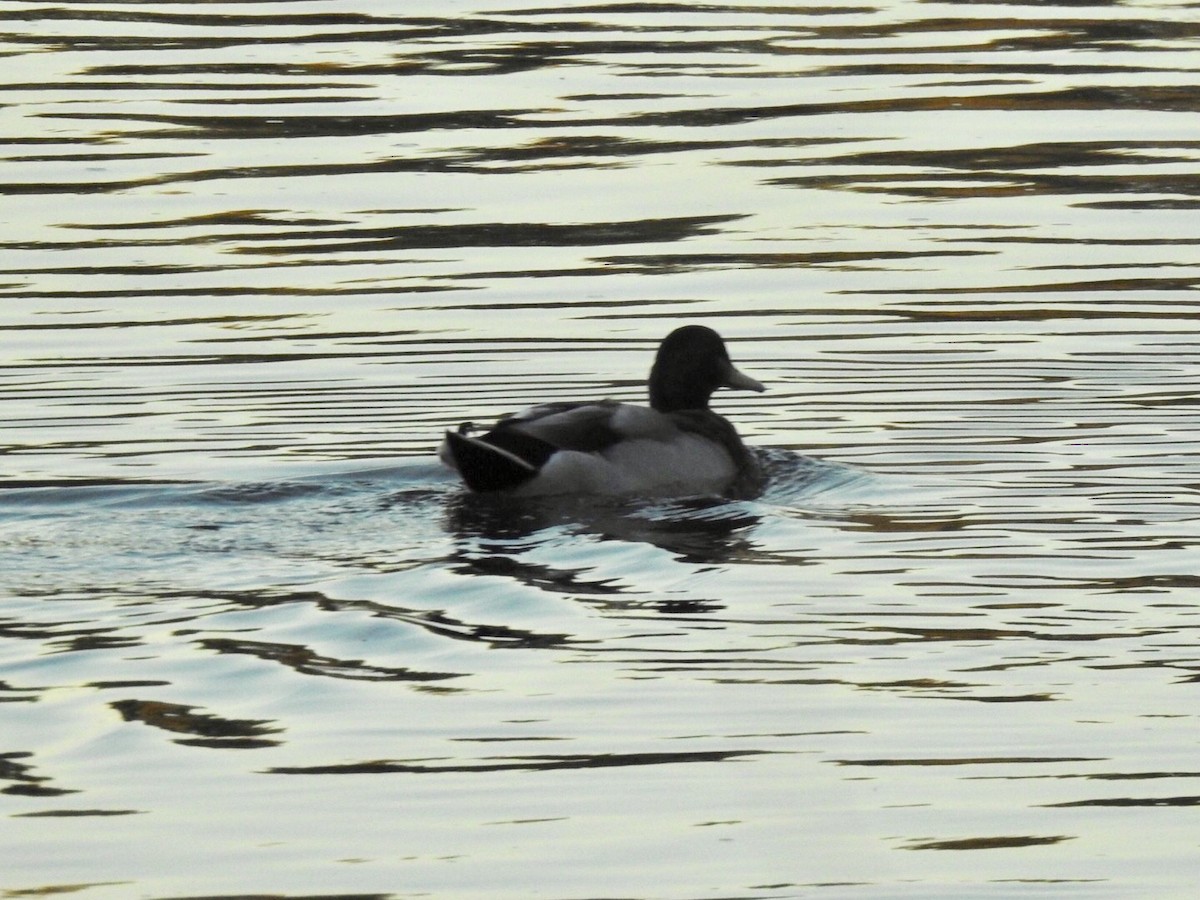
[443,402,694,494]
[442,401,633,493]
[499,400,674,452]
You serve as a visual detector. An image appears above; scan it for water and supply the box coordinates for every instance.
[4,0,1200,897]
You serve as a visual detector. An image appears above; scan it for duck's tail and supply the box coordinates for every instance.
[442,429,556,492]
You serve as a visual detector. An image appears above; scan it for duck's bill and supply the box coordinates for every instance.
[724,365,766,393]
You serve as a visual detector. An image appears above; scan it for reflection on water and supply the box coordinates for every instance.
[4,1,1200,898]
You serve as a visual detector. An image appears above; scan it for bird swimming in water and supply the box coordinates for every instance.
[439,325,766,498]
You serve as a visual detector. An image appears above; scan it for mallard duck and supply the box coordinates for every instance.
[439,325,766,498]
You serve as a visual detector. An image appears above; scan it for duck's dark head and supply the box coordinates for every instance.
[648,325,765,412]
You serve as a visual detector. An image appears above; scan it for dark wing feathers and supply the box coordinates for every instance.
[443,430,542,492]
[496,400,626,453]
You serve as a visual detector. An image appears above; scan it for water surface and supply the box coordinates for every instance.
[3,1,1200,897]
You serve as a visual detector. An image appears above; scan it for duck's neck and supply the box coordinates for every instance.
[649,382,712,413]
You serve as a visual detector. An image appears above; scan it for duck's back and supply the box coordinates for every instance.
[503,400,672,449]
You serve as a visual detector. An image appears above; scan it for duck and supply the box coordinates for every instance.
[438,325,766,498]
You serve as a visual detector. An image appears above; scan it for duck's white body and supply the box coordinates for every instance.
[439,326,765,499]
[442,402,741,497]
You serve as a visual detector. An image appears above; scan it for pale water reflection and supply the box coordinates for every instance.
[3,0,1200,898]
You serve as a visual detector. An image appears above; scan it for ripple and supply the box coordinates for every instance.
[4,1,1200,897]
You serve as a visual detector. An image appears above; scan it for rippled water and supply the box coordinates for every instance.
[4,1,1200,897]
